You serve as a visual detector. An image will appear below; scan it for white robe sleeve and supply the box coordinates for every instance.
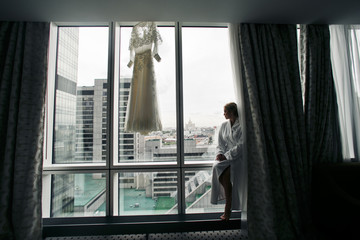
[217,121,243,161]
[216,123,227,155]
[225,125,243,160]
[224,137,242,160]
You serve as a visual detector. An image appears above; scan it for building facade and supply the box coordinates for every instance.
[51,27,79,217]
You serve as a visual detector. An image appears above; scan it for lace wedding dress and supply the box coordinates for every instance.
[125,22,163,135]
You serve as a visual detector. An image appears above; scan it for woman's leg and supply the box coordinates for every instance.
[219,166,232,220]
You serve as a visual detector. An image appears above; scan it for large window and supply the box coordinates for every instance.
[43,22,237,221]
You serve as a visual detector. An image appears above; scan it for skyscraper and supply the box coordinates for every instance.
[52,27,79,216]
[93,79,107,162]
[53,27,79,163]
[76,77,139,163]
[76,87,94,162]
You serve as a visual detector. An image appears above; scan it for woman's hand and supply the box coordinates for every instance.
[216,154,226,161]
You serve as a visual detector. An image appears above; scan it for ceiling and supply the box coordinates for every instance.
[1,0,360,24]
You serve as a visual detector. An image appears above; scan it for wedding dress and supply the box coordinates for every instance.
[125,22,163,135]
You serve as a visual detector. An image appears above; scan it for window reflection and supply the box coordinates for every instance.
[185,170,224,213]
[53,27,108,164]
[118,171,178,215]
[51,173,106,217]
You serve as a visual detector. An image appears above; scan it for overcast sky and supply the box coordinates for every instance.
[77,25,236,128]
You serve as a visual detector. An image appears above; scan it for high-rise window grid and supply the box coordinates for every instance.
[42,22,239,223]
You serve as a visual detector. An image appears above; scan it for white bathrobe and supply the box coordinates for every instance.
[211,118,243,210]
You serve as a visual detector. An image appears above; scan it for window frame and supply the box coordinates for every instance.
[42,21,241,235]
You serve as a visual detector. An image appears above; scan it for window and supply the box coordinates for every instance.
[43,22,238,224]
[43,26,109,218]
[182,27,235,165]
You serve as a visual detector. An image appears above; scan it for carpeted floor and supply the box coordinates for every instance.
[45,229,248,240]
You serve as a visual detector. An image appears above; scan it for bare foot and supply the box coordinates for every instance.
[220,212,231,221]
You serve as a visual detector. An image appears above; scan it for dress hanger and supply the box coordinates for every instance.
[135,21,149,27]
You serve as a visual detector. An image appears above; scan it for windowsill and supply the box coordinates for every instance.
[43,212,242,237]
[42,161,216,170]
[113,161,215,168]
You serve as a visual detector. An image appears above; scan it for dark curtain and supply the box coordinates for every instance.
[0,22,49,240]
[300,24,343,165]
[238,24,311,239]
[299,24,344,240]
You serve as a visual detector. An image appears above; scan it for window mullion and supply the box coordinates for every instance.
[175,22,186,216]
[107,21,116,217]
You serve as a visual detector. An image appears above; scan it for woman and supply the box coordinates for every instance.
[211,102,243,221]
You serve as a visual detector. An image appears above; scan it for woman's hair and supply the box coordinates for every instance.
[224,102,239,118]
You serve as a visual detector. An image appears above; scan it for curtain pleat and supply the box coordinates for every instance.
[0,22,49,240]
[238,24,310,240]
[330,25,360,161]
[228,23,248,227]
[300,25,343,165]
